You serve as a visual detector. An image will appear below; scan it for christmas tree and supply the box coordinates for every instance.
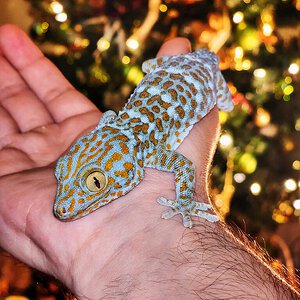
[1,0,299,298]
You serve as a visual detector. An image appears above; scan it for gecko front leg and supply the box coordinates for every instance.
[145,147,219,228]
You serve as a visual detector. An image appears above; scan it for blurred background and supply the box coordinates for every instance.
[0,0,299,299]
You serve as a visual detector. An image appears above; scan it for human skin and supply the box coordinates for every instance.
[0,24,299,299]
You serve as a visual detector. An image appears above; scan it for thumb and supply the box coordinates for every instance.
[156,37,192,57]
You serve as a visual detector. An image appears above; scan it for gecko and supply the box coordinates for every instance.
[54,49,234,228]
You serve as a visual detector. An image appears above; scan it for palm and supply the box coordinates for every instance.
[0,25,105,281]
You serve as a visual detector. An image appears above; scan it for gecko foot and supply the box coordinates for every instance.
[157,197,219,228]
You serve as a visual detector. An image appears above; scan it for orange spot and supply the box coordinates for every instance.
[120,142,129,154]
[68,199,75,213]
[138,160,143,168]
[114,183,122,189]
[115,170,128,178]
[124,162,134,170]
[105,152,123,171]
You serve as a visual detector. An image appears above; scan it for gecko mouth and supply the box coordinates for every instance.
[54,190,112,221]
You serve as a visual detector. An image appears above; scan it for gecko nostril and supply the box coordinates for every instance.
[59,207,67,216]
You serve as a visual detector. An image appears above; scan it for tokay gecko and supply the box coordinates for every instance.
[54,49,234,228]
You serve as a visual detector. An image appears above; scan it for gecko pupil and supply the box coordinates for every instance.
[93,177,101,189]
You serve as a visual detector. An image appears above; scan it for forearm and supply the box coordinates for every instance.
[73,219,299,300]
[133,221,300,300]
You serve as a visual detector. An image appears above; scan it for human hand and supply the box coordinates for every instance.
[0,25,220,299]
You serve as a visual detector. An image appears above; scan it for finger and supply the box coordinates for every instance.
[156,37,192,57]
[0,55,54,132]
[0,25,99,123]
[0,105,19,138]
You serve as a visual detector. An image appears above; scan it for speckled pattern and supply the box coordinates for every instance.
[54,49,234,228]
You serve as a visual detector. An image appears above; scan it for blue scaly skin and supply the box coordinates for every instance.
[54,49,234,228]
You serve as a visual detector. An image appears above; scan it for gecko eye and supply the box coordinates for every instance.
[85,171,107,192]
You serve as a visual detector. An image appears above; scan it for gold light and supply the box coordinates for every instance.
[263,23,273,36]
[292,160,300,170]
[253,68,266,78]
[97,37,110,51]
[219,133,233,149]
[55,12,68,22]
[122,56,131,64]
[50,1,63,14]
[126,38,139,50]
[233,11,244,24]
[250,182,261,195]
[284,179,297,192]
[288,63,300,75]
[159,4,168,12]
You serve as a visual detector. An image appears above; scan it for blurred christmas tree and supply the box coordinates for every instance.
[3,0,299,297]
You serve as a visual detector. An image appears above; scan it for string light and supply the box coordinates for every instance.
[253,68,266,78]
[97,37,110,51]
[41,22,49,31]
[219,133,233,149]
[122,56,131,64]
[288,62,300,75]
[292,160,300,170]
[126,38,140,50]
[285,76,292,84]
[283,85,294,96]
[159,4,168,12]
[50,1,63,14]
[261,9,274,37]
[293,199,300,210]
[55,12,68,22]
[272,209,288,223]
[234,173,246,183]
[295,118,300,131]
[284,178,297,192]
[234,46,244,59]
[254,107,271,127]
[242,59,252,70]
[279,201,293,215]
[250,182,261,195]
[263,23,273,36]
[233,11,244,24]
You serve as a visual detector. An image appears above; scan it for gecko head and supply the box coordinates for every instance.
[53,129,141,221]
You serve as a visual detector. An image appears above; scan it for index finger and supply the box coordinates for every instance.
[0,25,98,123]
